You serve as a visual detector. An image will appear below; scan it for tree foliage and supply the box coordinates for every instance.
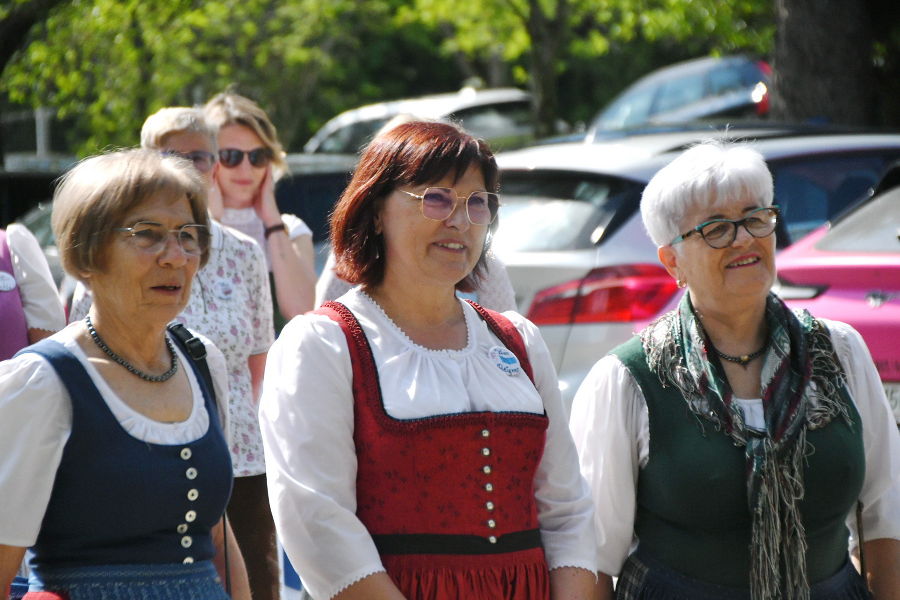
[2,0,462,154]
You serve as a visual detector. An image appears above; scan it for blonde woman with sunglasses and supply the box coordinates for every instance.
[204,92,317,327]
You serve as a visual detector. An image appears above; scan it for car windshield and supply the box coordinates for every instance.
[816,187,900,252]
[492,171,641,252]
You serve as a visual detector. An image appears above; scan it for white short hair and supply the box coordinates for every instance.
[640,140,773,247]
[140,107,217,151]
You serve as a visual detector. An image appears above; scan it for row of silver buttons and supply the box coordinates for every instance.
[180,447,199,564]
[481,429,498,544]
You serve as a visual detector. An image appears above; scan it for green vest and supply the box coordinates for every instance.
[612,336,865,587]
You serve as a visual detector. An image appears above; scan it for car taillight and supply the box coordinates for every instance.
[526,264,679,325]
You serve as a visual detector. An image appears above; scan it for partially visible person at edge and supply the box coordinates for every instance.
[67,106,279,600]
[260,120,599,600]
[315,113,517,312]
[0,224,66,360]
[0,149,250,599]
[570,141,900,599]
[204,92,316,329]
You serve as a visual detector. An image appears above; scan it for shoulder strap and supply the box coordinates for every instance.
[166,322,216,405]
[465,300,535,384]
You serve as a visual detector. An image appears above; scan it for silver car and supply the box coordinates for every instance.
[493,127,900,409]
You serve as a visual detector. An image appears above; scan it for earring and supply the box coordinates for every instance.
[676,277,687,289]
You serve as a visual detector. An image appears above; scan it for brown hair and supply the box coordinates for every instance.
[203,92,288,179]
[51,148,210,281]
[330,120,499,291]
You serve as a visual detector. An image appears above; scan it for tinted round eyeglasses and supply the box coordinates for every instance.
[218,147,274,169]
[161,150,216,173]
[670,206,780,249]
[114,221,210,256]
[399,187,500,226]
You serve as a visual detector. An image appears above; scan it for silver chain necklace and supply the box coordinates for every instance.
[85,315,178,382]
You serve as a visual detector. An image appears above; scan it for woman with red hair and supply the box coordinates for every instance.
[260,121,598,600]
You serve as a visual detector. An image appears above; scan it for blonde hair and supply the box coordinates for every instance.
[204,92,288,178]
[52,148,210,280]
[140,106,217,151]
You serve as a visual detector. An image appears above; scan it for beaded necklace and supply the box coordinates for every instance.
[85,315,178,382]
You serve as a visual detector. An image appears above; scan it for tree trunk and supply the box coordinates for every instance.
[0,0,69,77]
[771,0,874,126]
[525,0,568,138]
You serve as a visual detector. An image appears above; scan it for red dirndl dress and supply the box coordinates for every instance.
[317,301,551,600]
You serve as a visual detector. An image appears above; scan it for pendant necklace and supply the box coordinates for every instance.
[711,342,768,367]
[85,315,178,382]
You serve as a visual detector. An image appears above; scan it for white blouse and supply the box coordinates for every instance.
[260,288,597,600]
[569,319,900,577]
[5,223,66,333]
[0,324,229,547]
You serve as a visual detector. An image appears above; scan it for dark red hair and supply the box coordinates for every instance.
[330,120,499,291]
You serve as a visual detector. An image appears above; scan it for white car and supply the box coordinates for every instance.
[492,126,900,410]
[303,86,536,155]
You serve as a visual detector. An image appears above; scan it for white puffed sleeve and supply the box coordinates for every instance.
[826,320,900,545]
[259,314,386,599]
[0,352,71,546]
[314,252,353,307]
[475,253,517,312]
[6,223,65,333]
[505,312,599,572]
[569,353,649,576]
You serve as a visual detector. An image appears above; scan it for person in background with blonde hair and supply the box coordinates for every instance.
[204,92,316,327]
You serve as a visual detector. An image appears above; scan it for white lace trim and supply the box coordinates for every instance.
[357,290,475,357]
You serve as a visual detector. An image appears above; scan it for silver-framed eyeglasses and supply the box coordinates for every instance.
[399,187,500,226]
[670,206,780,249]
[114,221,210,256]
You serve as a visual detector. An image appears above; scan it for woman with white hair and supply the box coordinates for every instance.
[570,141,900,599]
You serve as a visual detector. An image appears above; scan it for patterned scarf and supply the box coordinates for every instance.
[641,292,853,600]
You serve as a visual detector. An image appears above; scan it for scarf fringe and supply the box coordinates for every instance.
[642,295,853,600]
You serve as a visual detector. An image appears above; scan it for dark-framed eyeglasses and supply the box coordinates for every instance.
[399,187,500,226]
[161,150,216,173]
[670,206,780,249]
[218,147,274,169]
[114,221,210,256]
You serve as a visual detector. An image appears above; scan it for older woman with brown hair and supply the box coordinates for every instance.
[0,149,249,599]
[570,141,900,600]
[259,121,598,600]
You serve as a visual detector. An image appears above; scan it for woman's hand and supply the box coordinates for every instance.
[253,166,281,226]
[0,544,26,597]
[863,538,900,599]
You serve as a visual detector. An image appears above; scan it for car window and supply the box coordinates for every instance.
[450,101,534,151]
[708,64,744,96]
[315,117,390,154]
[492,171,642,252]
[594,86,657,130]
[770,152,900,242]
[652,72,706,115]
[816,188,900,252]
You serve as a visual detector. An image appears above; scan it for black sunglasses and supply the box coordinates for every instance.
[218,147,274,169]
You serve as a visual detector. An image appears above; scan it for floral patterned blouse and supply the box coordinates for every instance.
[69,222,275,477]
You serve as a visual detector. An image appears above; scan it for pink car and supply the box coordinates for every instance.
[776,184,900,421]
